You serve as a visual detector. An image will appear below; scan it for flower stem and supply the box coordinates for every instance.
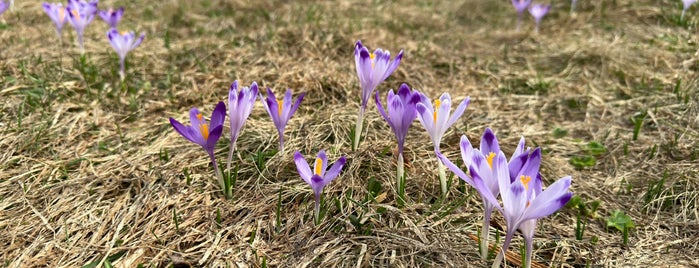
[397,153,405,206]
[681,9,686,21]
[78,33,85,55]
[209,152,229,199]
[278,128,285,152]
[523,235,533,268]
[353,108,365,150]
[480,209,492,260]
[227,138,237,173]
[437,156,447,197]
[516,12,523,32]
[314,193,321,225]
[119,59,125,82]
[491,230,515,268]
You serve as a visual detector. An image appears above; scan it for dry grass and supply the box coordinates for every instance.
[1,0,698,267]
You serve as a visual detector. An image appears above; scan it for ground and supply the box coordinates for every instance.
[1,0,698,267]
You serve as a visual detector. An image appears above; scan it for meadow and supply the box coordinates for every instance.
[1,0,698,267]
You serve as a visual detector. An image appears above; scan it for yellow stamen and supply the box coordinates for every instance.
[277,100,283,115]
[433,99,441,122]
[370,53,376,68]
[369,53,376,60]
[486,152,496,169]
[200,124,209,140]
[71,9,80,20]
[520,175,532,191]
[314,158,323,175]
[59,8,66,22]
[121,31,128,35]
[195,113,209,140]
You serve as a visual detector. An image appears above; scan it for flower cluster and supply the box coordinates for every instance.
[42,0,143,80]
[162,37,571,268]
[437,130,572,267]
[169,81,309,200]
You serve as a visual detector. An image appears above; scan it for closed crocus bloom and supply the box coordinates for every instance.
[42,2,68,39]
[353,40,403,150]
[65,0,98,54]
[169,102,229,198]
[107,28,145,81]
[528,3,551,34]
[294,150,347,223]
[227,81,258,171]
[375,83,420,204]
[260,88,305,152]
[512,0,532,31]
[98,7,123,28]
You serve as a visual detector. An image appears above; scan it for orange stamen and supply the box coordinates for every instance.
[277,100,283,116]
[200,124,209,140]
[486,152,496,169]
[433,100,441,122]
[314,158,323,175]
[520,175,532,191]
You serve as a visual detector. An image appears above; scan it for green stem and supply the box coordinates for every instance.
[437,156,447,197]
[397,153,405,205]
[353,108,364,150]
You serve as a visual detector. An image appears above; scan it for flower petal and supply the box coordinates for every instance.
[480,128,500,155]
[521,176,572,221]
[294,151,313,184]
[323,156,346,182]
[446,96,470,127]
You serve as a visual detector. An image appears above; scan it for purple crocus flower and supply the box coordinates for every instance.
[474,152,571,268]
[65,0,98,54]
[169,102,228,197]
[260,88,305,152]
[375,83,420,204]
[42,2,68,40]
[98,7,123,28]
[353,40,403,150]
[528,3,551,34]
[227,80,258,171]
[512,0,532,31]
[107,28,145,81]
[0,1,9,15]
[682,0,697,20]
[294,150,347,223]
[416,92,470,196]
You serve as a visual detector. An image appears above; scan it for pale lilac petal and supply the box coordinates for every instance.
[521,176,572,221]
[480,128,500,155]
[294,151,313,184]
[323,156,346,182]
[446,96,470,127]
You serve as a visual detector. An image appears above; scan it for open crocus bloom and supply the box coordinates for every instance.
[474,152,572,268]
[416,93,470,151]
[42,2,68,37]
[260,88,305,151]
[227,80,258,171]
[375,83,421,156]
[169,102,226,158]
[98,7,123,28]
[169,102,228,197]
[65,0,98,53]
[294,150,347,222]
[107,28,145,80]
